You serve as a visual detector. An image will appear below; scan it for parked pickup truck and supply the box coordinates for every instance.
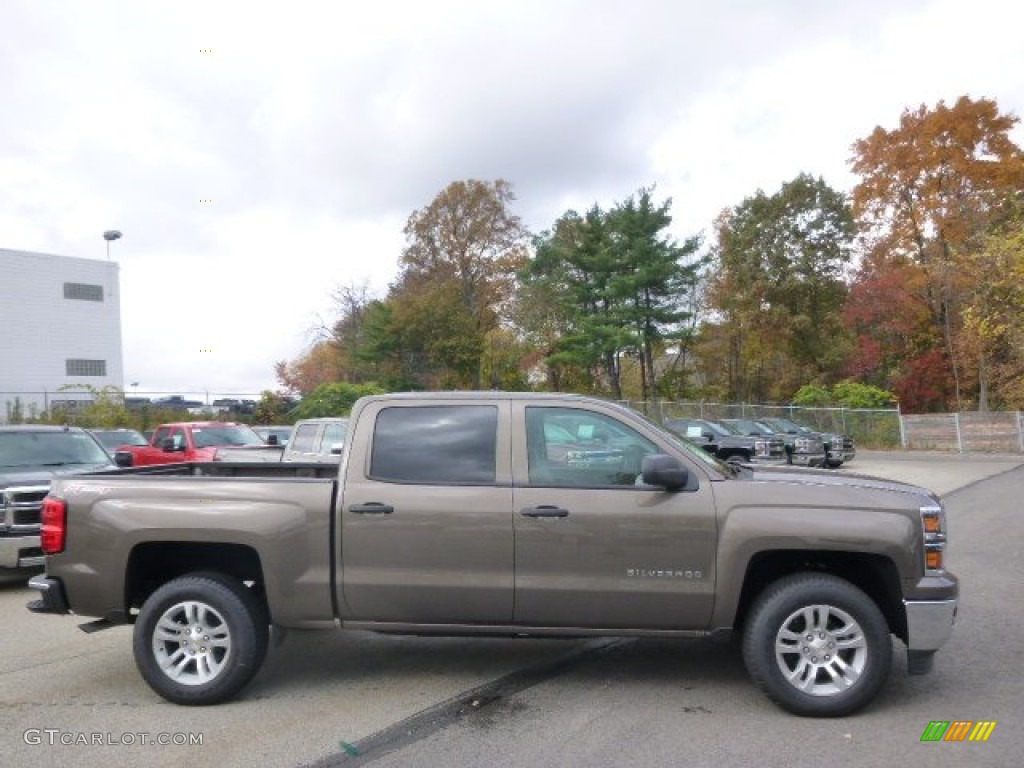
[1,426,115,570]
[112,421,266,467]
[720,418,828,468]
[28,392,957,717]
[214,418,348,464]
[663,417,787,465]
[759,416,856,468]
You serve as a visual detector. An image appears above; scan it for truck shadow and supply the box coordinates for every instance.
[245,630,750,702]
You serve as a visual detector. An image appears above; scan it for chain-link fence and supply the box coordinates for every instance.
[620,400,903,448]
[622,401,1024,452]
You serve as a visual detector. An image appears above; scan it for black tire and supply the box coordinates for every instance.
[133,572,269,705]
[725,452,749,465]
[741,573,891,717]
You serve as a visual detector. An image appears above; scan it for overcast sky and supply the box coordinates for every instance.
[3,0,1022,398]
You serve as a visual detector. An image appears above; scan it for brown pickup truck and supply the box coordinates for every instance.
[28,392,957,717]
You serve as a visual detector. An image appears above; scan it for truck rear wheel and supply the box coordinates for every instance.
[741,573,891,717]
[133,572,269,705]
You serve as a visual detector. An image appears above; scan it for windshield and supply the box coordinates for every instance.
[255,427,292,444]
[767,417,816,434]
[727,419,767,435]
[191,425,264,448]
[710,420,742,436]
[89,429,148,450]
[0,430,112,468]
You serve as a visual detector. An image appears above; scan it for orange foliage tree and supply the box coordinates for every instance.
[849,95,1024,411]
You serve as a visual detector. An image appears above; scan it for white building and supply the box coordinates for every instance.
[0,248,124,422]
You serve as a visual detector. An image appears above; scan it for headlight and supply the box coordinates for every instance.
[920,504,947,574]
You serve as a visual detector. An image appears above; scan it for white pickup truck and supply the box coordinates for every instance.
[213,418,348,463]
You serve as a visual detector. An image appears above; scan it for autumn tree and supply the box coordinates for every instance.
[274,342,344,396]
[393,179,530,388]
[701,174,854,402]
[959,205,1024,408]
[849,95,1024,410]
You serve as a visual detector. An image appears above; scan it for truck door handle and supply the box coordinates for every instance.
[519,505,569,518]
[349,503,394,515]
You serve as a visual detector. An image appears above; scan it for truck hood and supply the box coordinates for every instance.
[743,465,938,502]
[0,463,115,488]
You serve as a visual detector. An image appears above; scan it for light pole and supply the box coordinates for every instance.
[103,229,122,260]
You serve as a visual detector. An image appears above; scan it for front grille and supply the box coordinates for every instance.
[1,486,49,531]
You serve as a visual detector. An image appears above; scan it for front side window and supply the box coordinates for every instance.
[370,406,497,484]
[526,407,658,488]
[152,427,172,447]
[321,422,348,451]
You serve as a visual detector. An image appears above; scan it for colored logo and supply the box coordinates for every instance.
[920,721,997,742]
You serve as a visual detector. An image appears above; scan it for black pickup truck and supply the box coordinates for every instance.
[664,417,786,464]
[721,418,828,468]
[759,416,856,468]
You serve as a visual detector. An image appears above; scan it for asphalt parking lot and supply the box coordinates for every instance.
[1,451,1021,767]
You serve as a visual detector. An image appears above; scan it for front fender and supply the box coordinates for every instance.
[710,504,917,628]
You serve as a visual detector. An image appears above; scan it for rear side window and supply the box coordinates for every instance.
[290,424,319,453]
[370,405,497,484]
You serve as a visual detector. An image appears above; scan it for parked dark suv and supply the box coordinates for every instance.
[664,418,786,464]
[720,418,827,468]
[758,416,855,468]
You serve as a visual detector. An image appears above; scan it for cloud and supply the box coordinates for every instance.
[2,0,1021,397]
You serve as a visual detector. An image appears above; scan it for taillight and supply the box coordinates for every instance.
[920,504,947,575]
[41,496,67,555]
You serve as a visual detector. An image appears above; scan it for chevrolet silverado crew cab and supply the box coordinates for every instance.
[28,392,957,717]
[1,425,115,570]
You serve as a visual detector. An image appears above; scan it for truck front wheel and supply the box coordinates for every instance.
[741,573,891,717]
[133,572,269,705]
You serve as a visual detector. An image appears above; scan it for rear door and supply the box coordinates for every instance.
[512,401,717,630]
[339,399,514,624]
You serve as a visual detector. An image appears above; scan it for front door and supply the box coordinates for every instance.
[512,402,717,630]
[339,400,514,624]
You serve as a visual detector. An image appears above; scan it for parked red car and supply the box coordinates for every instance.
[113,422,265,467]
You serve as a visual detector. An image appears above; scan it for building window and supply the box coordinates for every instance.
[66,359,107,376]
[63,282,104,302]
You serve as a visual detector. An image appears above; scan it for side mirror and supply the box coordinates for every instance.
[329,443,343,455]
[161,438,183,452]
[114,451,133,468]
[266,434,280,446]
[640,454,689,491]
